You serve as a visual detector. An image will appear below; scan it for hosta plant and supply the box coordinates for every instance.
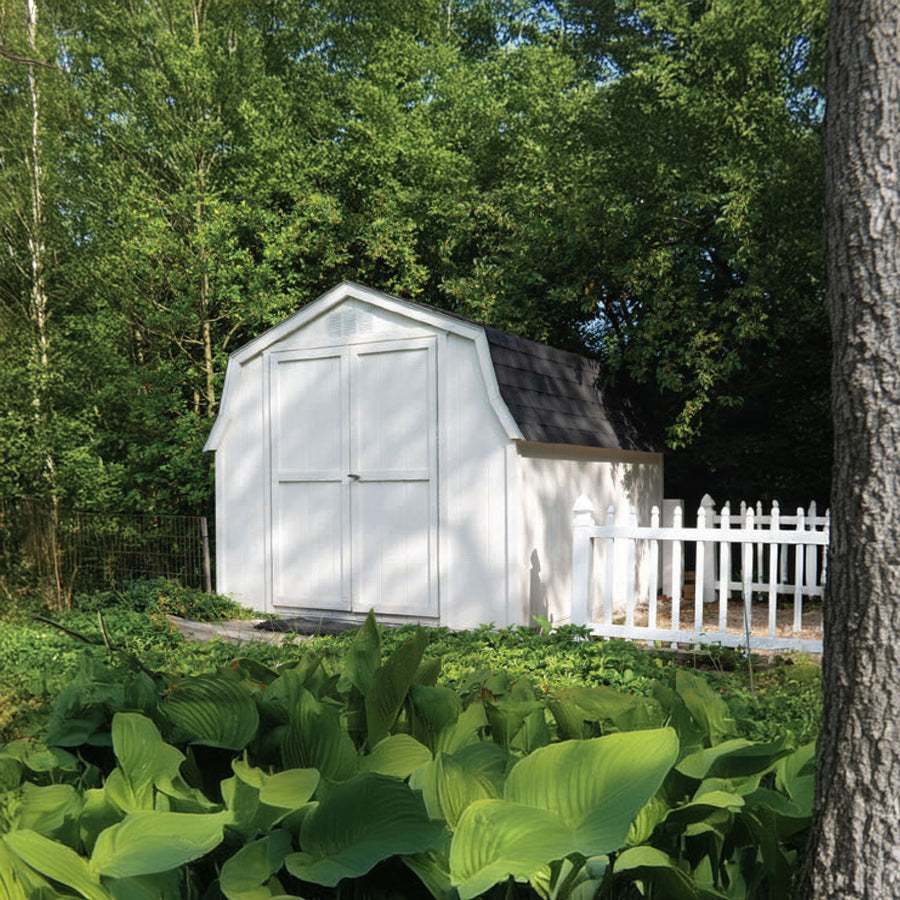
[0,612,814,898]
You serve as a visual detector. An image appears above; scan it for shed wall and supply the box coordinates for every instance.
[515,444,664,625]
[439,333,510,629]
[214,356,267,608]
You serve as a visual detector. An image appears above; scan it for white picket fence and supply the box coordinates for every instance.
[571,495,829,652]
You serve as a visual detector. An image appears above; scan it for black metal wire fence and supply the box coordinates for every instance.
[0,498,213,610]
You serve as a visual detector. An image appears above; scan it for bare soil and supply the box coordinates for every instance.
[622,595,823,642]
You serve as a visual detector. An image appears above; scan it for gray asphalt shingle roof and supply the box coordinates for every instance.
[483,327,659,452]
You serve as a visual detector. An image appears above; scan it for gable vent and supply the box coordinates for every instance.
[328,308,374,339]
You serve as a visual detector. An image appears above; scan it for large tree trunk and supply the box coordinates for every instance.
[800,1,900,897]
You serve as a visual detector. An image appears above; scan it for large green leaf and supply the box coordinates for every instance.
[408,685,461,751]
[435,702,489,755]
[108,713,184,812]
[162,675,259,750]
[675,671,736,747]
[550,686,646,736]
[651,684,705,760]
[403,848,455,900]
[91,810,229,878]
[4,830,110,900]
[448,800,574,900]
[504,728,679,855]
[285,772,445,886]
[663,790,745,830]
[106,713,215,815]
[16,783,81,839]
[257,768,321,810]
[280,687,358,782]
[222,758,318,839]
[365,629,427,747]
[613,846,727,899]
[80,788,123,856]
[220,830,295,900]
[775,742,816,815]
[676,737,792,781]
[340,609,381,695]
[107,870,183,900]
[484,699,544,749]
[222,773,287,841]
[358,734,432,778]
[0,839,62,900]
[413,752,501,827]
[262,665,321,723]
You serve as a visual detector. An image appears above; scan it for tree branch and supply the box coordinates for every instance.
[0,44,61,71]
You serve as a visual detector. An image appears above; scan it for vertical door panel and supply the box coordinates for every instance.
[353,481,432,613]
[270,351,348,610]
[351,341,438,617]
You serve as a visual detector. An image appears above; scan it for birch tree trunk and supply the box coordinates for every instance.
[800,1,900,896]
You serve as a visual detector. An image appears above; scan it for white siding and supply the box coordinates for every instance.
[214,355,267,609]
[439,334,510,629]
[516,444,664,625]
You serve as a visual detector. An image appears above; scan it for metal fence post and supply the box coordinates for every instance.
[200,516,213,594]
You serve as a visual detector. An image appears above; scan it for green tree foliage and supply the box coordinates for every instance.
[0,0,828,514]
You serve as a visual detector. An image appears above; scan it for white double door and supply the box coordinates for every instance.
[268,336,438,617]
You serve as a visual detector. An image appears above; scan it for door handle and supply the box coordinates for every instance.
[347,473,361,481]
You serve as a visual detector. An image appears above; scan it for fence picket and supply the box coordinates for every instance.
[719,503,731,636]
[756,500,764,584]
[806,500,819,590]
[695,503,707,637]
[743,506,754,635]
[649,506,660,629]
[603,505,615,625]
[671,505,683,639]
[794,507,805,633]
[768,503,780,636]
[625,507,638,628]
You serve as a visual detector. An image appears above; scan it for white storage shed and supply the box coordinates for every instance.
[204,282,663,629]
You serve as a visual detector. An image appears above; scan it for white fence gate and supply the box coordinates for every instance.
[571,495,829,652]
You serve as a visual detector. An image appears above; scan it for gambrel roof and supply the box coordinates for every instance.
[206,282,658,454]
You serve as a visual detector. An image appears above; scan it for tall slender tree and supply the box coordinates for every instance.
[800,0,900,896]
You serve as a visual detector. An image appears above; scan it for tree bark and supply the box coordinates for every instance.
[800,1,900,897]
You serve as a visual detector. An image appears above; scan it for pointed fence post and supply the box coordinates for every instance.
[571,495,595,627]
[671,505,683,638]
[625,506,638,628]
[768,502,780,636]
[718,502,731,635]
[794,506,806,633]
[743,505,755,633]
[649,505,660,629]
[603,505,616,624]
[806,500,819,588]
[700,494,716,604]
[695,503,707,638]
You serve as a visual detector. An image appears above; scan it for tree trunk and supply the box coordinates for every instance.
[800,1,900,897]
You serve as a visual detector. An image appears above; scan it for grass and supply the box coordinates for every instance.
[0,579,823,747]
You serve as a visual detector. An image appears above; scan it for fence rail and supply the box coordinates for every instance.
[571,495,829,653]
[0,498,213,609]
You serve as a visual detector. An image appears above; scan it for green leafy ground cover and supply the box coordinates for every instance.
[0,581,821,749]
[0,581,821,898]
